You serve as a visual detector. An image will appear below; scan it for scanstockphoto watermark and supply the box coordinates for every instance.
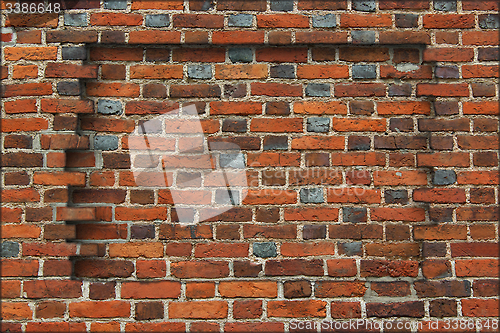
[290,319,499,331]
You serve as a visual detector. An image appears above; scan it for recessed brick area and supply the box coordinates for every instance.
[1,0,499,330]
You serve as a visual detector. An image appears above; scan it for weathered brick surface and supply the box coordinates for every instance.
[0,0,498,330]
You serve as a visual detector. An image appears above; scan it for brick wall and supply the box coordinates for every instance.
[1,0,499,331]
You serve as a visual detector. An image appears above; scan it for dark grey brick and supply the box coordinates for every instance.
[307,118,330,133]
[433,170,457,185]
[389,119,412,133]
[131,225,155,239]
[270,65,295,78]
[434,101,459,116]
[434,0,457,11]
[253,242,277,258]
[224,84,246,98]
[305,83,330,97]
[270,0,293,11]
[303,225,326,239]
[94,136,119,151]
[57,82,81,96]
[62,47,86,60]
[385,190,408,204]
[104,0,128,9]
[339,242,362,256]
[435,66,459,79]
[352,31,376,44]
[215,189,240,205]
[422,242,447,257]
[188,64,212,79]
[220,153,245,168]
[145,14,170,27]
[1,241,19,258]
[389,83,412,97]
[228,48,253,63]
[478,48,499,61]
[300,188,324,204]
[343,207,367,223]
[348,136,371,151]
[98,99,122,115]
[223,119,247,132]
[353,0,376,12]
[430,208,453,223]
[228,14,253,27]
[138,119,162,134]
[64,13,87,27]
[263,136,288,150]
[196,0,215,10]
[395,14,418,28]
[479,14,500,29]
[313,14,336,28]
[352,64,376,79]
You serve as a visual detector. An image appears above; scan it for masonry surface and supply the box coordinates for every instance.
[0,0,499,332]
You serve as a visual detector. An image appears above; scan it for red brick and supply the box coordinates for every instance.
[130,65,183,79]
[327,259,357,277]
[379,31,430,44]
[332,118,386,132]
[335,83,386,97]
[257,14,309,28]
[129,31,181,44]
[90,47,143,61]
[131,0,183,9]
[456,259,499,277]
[265,259,323,276]
[1,83,53,97]
[330,302,362,319]
[417,152,470,167]
[331,152,385,166]
[86,82,139,97]
[169,301,227,319]
[463,32,499,46]
[4,99,37,114]
[462,299,499,317]
[69,301,130,318]
[268,300,326,318]
[423,14,475,29]
[24,280,81,298]
[194,242,248,258]
[463,101,499,115]
[173,14,223,28]
[378,101,431,115]
[45,63,97,78]
[1,302,33,320]
[295,32,348,44]
[219,281,277,298]
[416,83,469,97]
[251,118,302,132]
[225,323,284,332]
[423,48,474,62]
[212,31,264,44]
[251,82,302,97]
[341,14,391,27]
[171,261,229,278]
[414,225,468,240]
[315,281,366,297]
[4,47,57,60]
[360,260,419,277]
[413,188,466,203]
[256,47,308,62]
[233,300,263,319]
[121,281,181,299]
[0,118,48,132]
